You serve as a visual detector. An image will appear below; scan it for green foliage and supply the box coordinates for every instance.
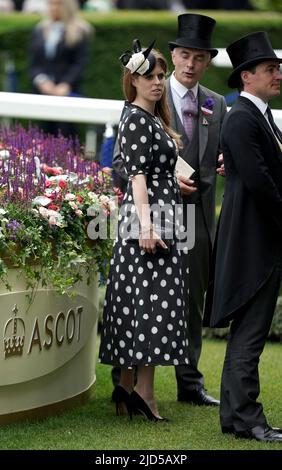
[0,12,281,108]
[0,186,116,302]
[0,125,119,301]
[253,0,282,12]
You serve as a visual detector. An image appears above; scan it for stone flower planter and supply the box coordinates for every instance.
[0,268,98,426]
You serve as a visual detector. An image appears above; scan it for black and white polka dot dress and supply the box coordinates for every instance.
[99,102,189,367]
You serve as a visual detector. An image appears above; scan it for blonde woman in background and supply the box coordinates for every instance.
[28,0,93,136]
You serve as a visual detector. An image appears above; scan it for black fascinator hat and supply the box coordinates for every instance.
[119,39,156,76]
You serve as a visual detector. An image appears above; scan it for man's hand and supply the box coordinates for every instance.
[216,153,225,177]
[177,175,197,196]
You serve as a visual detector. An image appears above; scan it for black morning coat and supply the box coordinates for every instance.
[204,96,282,328]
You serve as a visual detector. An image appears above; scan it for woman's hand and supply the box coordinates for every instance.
[139,228,168,254]
[38,79,56,95]
[53,82,71,96]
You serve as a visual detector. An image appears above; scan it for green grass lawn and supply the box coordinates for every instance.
[0,338,281,450]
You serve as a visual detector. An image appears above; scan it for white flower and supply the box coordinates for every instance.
[88,192,99,202]
[75,209,83,217]
[48,174,67,182]
[99,195,110,205]
[0,208,7,216]
[64,193,76,201]
[47,209,60,217]
[69,201,78,210]
[109,199,117,212]
[126,51,149,75]
[39,207,49,218]
[0,149,10,159]
[32,196,52,207]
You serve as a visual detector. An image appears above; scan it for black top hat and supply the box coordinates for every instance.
[168,14,218,58]
[119,39,156,76]
[227,31,282,88]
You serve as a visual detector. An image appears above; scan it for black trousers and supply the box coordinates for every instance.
[220,264,281,431]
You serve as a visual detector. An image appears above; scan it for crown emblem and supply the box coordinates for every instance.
[3,304,25,358]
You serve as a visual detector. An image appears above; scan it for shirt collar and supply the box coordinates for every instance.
[240,91,268,116]
[171,72,199,99]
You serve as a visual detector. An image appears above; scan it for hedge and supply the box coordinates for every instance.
[0,11,282,110]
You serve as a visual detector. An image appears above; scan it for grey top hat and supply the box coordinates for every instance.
[227,31,282,88]
[168,13,218,58]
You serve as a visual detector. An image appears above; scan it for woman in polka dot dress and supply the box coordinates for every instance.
[99,40,189,421]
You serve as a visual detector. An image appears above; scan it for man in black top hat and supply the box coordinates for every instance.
[167,13,226,406]
[204,31,282,441]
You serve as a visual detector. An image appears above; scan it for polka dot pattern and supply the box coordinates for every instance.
[99,102,189,367]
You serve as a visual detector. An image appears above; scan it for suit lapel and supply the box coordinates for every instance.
[198,86,210,164]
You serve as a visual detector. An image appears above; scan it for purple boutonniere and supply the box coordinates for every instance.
[201,97,215,116]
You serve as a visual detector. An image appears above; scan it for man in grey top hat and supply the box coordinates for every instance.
[167,13,226,406]
[204,31,282,441]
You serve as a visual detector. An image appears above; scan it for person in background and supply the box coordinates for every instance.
[204,31,282,442]
[28,0,93,137]
[11,0,24,10]
[99,40,189,421]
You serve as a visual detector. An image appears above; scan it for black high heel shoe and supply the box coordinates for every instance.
[130,391,168,422]
[112,385,132,418]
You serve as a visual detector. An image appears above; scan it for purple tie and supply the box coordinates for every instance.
[181,90,198,141]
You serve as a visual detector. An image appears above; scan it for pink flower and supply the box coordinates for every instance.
[48,215,57,226]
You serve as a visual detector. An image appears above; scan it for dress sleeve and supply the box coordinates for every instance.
[120,111,153,178]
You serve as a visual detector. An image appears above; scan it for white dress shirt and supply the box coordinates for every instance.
[240,91,271,126]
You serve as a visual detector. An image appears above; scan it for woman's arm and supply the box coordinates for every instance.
[132,174,167,253]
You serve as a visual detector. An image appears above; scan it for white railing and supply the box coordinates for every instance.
[0,91,281,131]
[0,92,123,125]
[214,48,282,68]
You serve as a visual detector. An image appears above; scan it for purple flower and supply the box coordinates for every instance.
[6,220,22,240]
[203,97,214,110]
